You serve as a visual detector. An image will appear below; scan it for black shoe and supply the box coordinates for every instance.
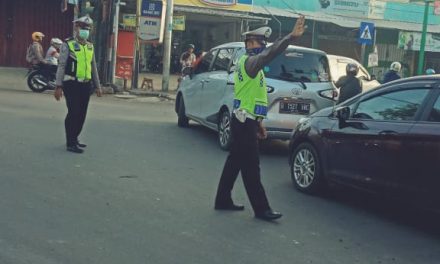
[76,142,87,148]
[255,210,282,221]
[215,203,245,211]
[67,145,84,154]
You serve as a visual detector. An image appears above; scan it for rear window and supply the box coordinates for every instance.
[264,50,330,83]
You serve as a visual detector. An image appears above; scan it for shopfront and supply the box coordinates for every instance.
[137,0,267,73]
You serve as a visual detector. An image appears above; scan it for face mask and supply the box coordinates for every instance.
[78,29,90,40]
[246,45,266,55]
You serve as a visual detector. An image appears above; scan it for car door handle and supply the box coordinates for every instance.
[227,81,234,86]
[379,130,399,136]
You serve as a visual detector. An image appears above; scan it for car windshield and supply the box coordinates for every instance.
[264,50,330,83]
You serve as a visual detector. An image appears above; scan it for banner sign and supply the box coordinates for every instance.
[122,14,136,27]
[175,0,252,12]
[398,31,440,52]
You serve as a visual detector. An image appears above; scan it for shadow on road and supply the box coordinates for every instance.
[185,122,289,156]
[319,186,440,238]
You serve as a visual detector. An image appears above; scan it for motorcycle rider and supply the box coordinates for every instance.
[46,38,63,74]
[335,63,362,104]
[426,68,436,75]
[46,38,63,65]
[382,61,401,84]
[28,32,48,67]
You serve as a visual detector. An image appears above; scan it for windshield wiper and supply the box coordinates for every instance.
[274,75,307,90]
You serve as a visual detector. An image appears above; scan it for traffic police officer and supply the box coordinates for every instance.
[215,16,306,221]
[54,16,102,154]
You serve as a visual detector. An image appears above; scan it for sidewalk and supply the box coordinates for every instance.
[115,73,180,100]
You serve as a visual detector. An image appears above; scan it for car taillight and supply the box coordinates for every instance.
[319,89,338,101]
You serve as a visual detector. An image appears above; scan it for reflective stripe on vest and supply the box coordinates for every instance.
[67,40,94,80]
[233,55,268,117]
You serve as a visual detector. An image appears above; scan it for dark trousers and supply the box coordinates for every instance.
[63,80,91,147]
[215,116,271,214]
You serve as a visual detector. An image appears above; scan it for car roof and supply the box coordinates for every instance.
[212,42,327,55]
[327,54,357,63]
[384,75,440,86]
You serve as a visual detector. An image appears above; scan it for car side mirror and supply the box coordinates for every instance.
[335,106,350,123]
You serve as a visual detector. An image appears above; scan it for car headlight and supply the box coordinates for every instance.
[319,88,338,101]
[298,117,311,131]
[267,86,274,93]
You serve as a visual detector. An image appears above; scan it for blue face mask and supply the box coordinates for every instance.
[246,45,266,55]
[78,29,90,40]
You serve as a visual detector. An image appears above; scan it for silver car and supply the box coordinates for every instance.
[327,55,380,92]
[175,42,336,150]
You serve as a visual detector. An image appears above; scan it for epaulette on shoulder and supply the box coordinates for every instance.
[65,37,74,42]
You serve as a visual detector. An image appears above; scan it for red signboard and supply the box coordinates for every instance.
[116,30,134,79]
[116,57,133,79]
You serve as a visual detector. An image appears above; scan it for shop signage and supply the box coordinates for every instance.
[320,0,370,18]
[174,0,252,12]
[139,0,166,42]
[122,14,136,27]
[398,31,440,52]
[200,0,236,6]
[173,15,186,31]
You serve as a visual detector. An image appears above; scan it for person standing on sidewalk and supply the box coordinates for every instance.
[54,16,102,154]
[214,16,306,221]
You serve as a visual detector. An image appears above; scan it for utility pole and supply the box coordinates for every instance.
[162,0,174,92]
[132,0,141,89]
[110,0,125,84]
[417,0,434,75]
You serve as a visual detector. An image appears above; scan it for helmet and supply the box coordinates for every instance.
[346,63,359,75]
[426,68,436,75]
[243,26,272,45]
[390,62,402,72]
[50,38,63,48]
[73,15,93,29]
[188,44,195,49]
[32,32,45,42]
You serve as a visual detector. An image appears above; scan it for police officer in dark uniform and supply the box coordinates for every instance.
[54,16,102,154]
[214,16,306,221]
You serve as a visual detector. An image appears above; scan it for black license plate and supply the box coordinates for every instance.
[279,101,310,114]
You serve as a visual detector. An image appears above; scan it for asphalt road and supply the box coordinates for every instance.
[0,68,439,264]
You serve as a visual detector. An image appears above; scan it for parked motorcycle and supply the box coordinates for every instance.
[26,64,57,93]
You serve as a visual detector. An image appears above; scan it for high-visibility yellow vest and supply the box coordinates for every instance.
[233,55,268,117]
[66,39,94,80]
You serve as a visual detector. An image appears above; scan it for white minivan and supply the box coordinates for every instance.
[176,42,337,150]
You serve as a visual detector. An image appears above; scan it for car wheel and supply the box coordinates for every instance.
[290,142,325,194]
[218,109,232,150]
[177,96,189,127]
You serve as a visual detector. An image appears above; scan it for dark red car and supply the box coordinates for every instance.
[289,75,440,210]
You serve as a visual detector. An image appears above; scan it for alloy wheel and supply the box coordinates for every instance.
[293,148,316,188]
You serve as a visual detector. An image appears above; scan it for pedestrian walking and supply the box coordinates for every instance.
[335,63,362,104]
[214,16,306,221]
[54,16,102,154]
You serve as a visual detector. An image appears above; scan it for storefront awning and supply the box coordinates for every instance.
[252,6,440,34]
[175,5,270,22]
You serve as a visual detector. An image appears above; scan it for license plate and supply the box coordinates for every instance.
[279,101,310,114]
